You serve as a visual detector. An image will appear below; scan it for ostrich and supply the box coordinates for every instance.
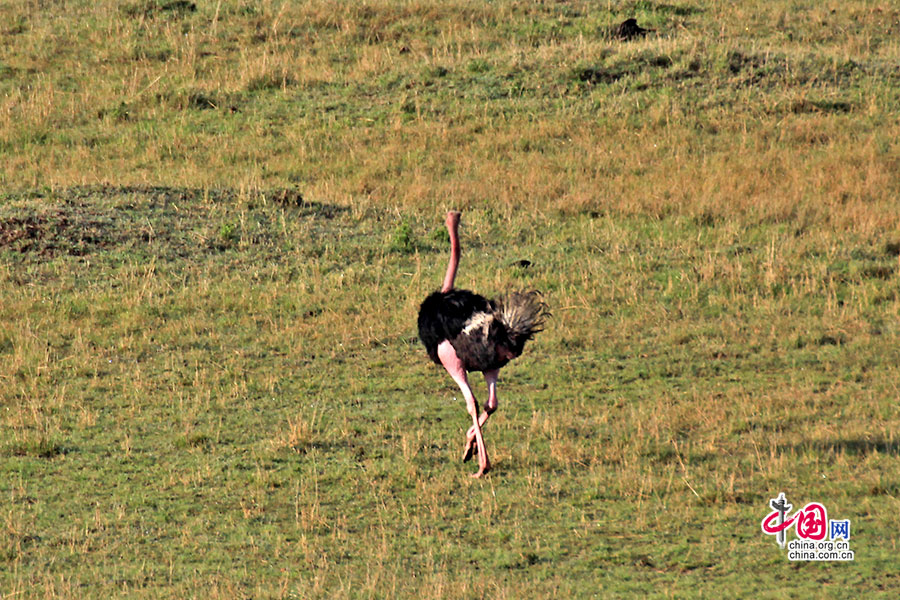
[418,211,549,477]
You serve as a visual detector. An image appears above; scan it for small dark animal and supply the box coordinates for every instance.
[612,18,652,41]
[418,212,549,477]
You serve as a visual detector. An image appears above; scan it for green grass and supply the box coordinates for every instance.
[2,0,900,598]
[2,188,899,597]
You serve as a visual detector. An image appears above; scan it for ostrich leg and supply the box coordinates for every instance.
[437,341,490,477]
[463,370,499,463]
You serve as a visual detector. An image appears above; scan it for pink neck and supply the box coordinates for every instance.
[441,211,461,292]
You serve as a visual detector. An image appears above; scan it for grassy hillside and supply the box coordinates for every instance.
[3,0,900,226]
[2,1,900,598]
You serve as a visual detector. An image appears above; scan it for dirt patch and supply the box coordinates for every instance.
[0,185,346,259]
[0,209,118,257]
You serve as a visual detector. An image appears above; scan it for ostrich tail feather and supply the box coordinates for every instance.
[496,290,550,343]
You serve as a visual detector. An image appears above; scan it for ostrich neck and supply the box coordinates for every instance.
[441,212,461,292]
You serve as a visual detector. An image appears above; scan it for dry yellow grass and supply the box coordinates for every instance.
[2,0,898,232]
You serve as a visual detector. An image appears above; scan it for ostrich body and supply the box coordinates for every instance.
[418,212,548,477]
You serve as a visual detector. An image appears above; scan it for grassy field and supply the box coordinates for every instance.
[2,1,900,598]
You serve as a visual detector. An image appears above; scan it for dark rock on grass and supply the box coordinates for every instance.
[611,18,654,41]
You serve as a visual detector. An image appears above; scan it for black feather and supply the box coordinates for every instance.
[418,288,548,373]
[417,289,494,365]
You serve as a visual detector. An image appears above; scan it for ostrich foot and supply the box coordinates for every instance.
[471,457,491,478]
